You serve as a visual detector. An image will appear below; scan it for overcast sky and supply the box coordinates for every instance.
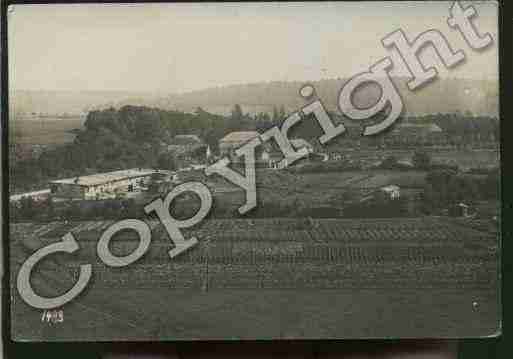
[8,1,498,94]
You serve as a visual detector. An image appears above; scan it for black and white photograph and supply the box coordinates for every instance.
[7,1,500,342]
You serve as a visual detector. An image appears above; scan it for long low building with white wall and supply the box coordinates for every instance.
[10,189,51,203]
[49,168,160,200]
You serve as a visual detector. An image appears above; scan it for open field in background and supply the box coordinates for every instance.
[213,169,428,194]
[10,217,499,340]
[339,149,500,171]
[190,169,429,214]
[11,118,85,145]
[9,117,499,169]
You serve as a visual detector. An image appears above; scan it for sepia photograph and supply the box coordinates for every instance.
[7,1,500,342]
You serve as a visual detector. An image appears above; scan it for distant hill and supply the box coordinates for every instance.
[9,90,160,118]
[10,77,499,118]
[156,77,499,117]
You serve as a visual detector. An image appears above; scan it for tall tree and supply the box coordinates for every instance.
[229,104,244,130]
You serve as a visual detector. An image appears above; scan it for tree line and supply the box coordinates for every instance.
[10,105,287,193]
[11,104,499,194]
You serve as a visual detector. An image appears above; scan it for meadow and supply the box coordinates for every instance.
[200,169,428,218]
[11,117,85,145]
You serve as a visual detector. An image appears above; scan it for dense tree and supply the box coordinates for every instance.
[412,151,431,170]
[272,106,280,123]
[157,153,176,170]
[11,106,233,192]
[421,168,497,214]
[10,106,500,195]
[380,156,399,169]
[229,104,244,130]
[18,196,37,220]
[279,105,286,119]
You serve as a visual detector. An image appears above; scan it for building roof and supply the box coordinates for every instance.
[49,168,157,187]
[397,160,414,167]
[167,143,205,156]
[220,131,260,144]
[171,135,203,146]
[381,185,400,192]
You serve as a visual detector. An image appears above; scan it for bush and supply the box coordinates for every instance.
[412,151,432,169]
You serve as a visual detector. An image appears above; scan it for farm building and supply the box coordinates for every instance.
[449,202,472,217]
[173,134,202,144]
[263,148,288,169]
[379,185,401,200]
[219,132,314,167]
[264,138,315,169]
[325,152,345,161]
[219,131,260,160]
[9,189,51,204]
[49,168,159,200]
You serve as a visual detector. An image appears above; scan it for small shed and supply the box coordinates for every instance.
[379,185,401,200]
[219,131,260,156]
[449,202,471,217]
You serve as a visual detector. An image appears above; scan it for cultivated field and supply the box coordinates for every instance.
[10,217,500,341]
[11,117,85,145]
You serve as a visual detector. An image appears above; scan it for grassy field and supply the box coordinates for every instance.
[199,169,428,216]
[10,217,499,341]
[430,149,500,170]
[11,118,85,145]
[344,149,500,171]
